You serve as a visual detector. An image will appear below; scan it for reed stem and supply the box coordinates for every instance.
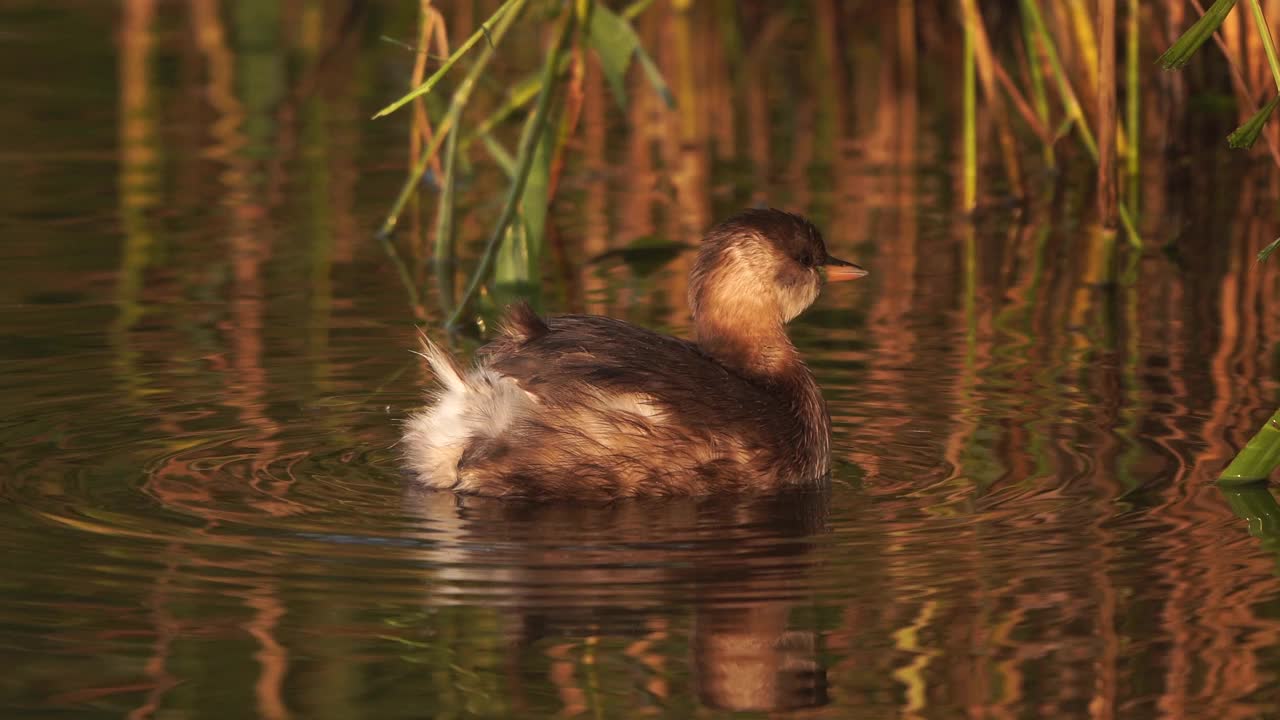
[960,0,1023,198]
[432,125,459,315]
[373,0,524,118]
[1220,406,1280,486]
[1020,0,1099,159]
[1020,9,1055,167]
[448,10,577,329]
[1220,486,1280,554]
[962,11,977,212]
[376,0,528,240]
[1247,0,1280,93]
[1126,0,1140,213]
[378,233,423,315]
[1098,0,1118,226]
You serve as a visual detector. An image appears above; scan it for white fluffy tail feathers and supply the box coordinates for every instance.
[404,329,535,490]
[415,328,466,394]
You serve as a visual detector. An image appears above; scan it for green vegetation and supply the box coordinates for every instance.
[377,1,1280,333]
[369,1,1280,487]
[1166,2,1280,485]
[375,0,670,330]
[1220,408,1280,486]
[1161,0,1280,149]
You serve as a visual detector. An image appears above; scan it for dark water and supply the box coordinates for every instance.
[6,2,1280,718]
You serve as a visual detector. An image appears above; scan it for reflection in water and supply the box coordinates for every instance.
[5,1,1280,718]
[1222,485,1280,564]
[405,490,831,713]
[693,605,828,711]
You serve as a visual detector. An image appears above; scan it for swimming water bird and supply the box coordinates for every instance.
[403,209,867,499]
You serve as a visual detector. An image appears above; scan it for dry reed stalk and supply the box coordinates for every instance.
[898,0,917,112]
[963,8,977,212]
[1126,0,1140,204]
[410,1,448,182]
[990,51,1054,145]
[1099,0,1118,226]
[543,49,588,309]
[1021,0,1099,158]
[546,50,586,206]
[1064,0,1102,102]
[743,14,788,199]
[960,0,1025,199]
[897,0,919,185]
[408,3,448,288]
[1248,0,1280,161]
[665,2,708,291]
[1053,1,1130,157]
[1016,17,1057,166]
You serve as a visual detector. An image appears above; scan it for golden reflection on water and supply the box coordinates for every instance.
[5,0,1280,718]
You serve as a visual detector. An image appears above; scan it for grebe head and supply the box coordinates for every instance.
[690,209,866,332]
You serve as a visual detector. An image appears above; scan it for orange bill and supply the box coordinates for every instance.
[823,257,868,282]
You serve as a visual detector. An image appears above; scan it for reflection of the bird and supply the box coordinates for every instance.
[403,488,832,713]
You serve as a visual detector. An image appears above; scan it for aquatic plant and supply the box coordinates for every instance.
[1219,408,1280,485]
[953,0,1280,247]
[1159,0,1280,150]
[370,1,1280,340]
[374,0,670,330]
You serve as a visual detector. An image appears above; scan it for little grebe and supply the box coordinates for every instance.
[403,209,867,499]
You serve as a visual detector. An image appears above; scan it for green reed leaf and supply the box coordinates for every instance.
[1157,0,1238,69]
[1257,235,1280,262]
[586,2,641,108]
[461,63,565,154]
[480,134,516,178]
[1247,0,1280,93]
[635,44,676,108]
[591,236,692,278]
[375,0,527,240]
[373,0,525,118]
[1220,405,1280,485]
[1219,486,1280,546]
[494,100,557,307]
[448,10,576,328]
[432,127,460,315]
[585,1,674,110]
[622,0,658,20]
[1228,94,1280,148]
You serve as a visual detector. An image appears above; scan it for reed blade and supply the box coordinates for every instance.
[1020,7,1055,166]
[448,10,577,328]
[1246,0,1280,92]
[962,7,977,212]
[432,126,460,315]
[1219,486,1280,546]
[1220,405,1280,486]
[1157,0,1238,70]
[586,1,674,109]
[460,59,571,152]
[494,99,557,308]
[1257,235,1280,262]
[1126,0,1140,212]
[375,0,527,239]
[1020,0,1098,159]
[373,0,524,118]
[1228,94,1280,148]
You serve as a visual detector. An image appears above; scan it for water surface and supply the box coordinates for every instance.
[5,2,1280,718]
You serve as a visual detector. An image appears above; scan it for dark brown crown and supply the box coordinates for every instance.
[705,208,830,268]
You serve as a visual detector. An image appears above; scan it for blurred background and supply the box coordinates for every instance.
[6,0,1280,718]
